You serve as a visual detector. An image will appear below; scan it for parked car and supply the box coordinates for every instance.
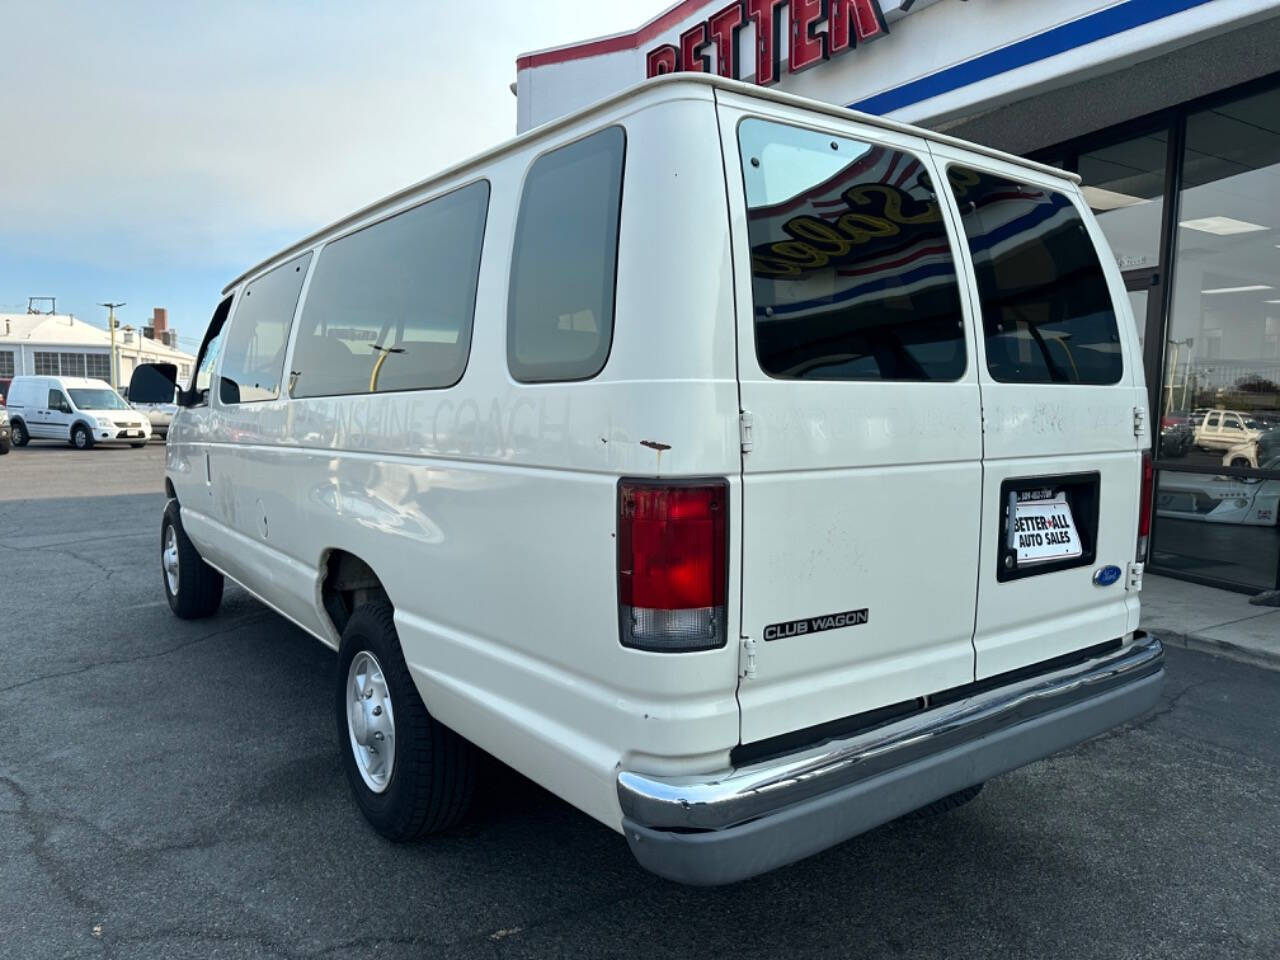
[133,401,175,438]
[1157,457,1280,526]
[1193,409,1263,452]
[1221,428,1280,470]
[0,406,10,454]
[1158,419,1193,458]
[130,75,1164,886]
[5,376,152,448]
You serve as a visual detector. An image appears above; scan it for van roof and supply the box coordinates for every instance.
[14,375,113,390]
[224,73,1081,294]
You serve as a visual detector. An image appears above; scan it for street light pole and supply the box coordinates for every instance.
[98,302,126,390]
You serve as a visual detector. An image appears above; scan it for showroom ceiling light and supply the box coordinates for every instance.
[1081,186,1149,211]
[1179,216,1269,235]
[1201,284,1273,294]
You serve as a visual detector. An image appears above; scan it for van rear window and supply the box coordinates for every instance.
[948,168,1123,385]
[508,126,626,383]
[738,118,967,382]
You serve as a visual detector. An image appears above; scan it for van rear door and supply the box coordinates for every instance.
[929,146,1146,679]
[717,95,984,745]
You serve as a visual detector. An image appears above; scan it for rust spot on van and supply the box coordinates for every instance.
[640,440,671,452]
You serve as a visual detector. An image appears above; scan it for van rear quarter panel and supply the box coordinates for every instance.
[229,90,745,831]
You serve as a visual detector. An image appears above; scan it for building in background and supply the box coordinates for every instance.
[516,0,1280,592]
[0,307,195,401]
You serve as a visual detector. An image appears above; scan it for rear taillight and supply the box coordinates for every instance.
[618,478,727,652]
[1137,451,1154,561]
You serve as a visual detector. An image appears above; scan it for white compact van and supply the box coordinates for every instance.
[6,375,152,448]
[133,76,1164,885]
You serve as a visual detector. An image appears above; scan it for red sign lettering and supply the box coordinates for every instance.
[789,0,828,73]
[829,0,888,56]
[707,2,745,79]
[644,0,888,85]
[680,21,711,72]
[646,45,679,76]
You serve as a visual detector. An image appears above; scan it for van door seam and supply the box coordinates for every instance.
[712,88,749,743]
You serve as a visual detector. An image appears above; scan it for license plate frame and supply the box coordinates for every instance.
[997,472,1100,582]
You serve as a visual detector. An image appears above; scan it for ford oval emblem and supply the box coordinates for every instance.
[1093,565,1122,587]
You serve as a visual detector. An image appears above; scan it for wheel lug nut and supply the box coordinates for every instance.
[373,732,384,741]
[372,706,382,716]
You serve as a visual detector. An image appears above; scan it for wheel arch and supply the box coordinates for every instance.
[319,548,392,638]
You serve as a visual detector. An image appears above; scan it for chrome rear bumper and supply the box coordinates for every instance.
[618,633,1164,885]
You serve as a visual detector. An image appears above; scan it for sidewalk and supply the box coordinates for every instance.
[1140,573,1280,671]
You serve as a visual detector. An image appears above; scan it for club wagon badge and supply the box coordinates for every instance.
[764,608,869,641]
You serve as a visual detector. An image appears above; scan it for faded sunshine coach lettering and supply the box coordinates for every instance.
[645,0,889,85]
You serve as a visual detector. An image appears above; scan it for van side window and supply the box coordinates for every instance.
[948,167,1123,385]
[291,180,490,398]
[508,126,625,383]
[48,389,69,412]
[218,252,313,403]
[737,118,967,381]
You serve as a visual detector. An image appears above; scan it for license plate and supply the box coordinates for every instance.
[1012,493,1082,564]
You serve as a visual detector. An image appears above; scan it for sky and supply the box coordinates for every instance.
[0,0,671,354]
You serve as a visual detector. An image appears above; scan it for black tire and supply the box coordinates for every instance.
[11,420,28,446]
[1230,457,1251,469]
[901,782,984,820]
[0,440,9,455]
[336,602,476,840]
[130,442,147,449]
[71,423,94,450]
[161,500,224,619]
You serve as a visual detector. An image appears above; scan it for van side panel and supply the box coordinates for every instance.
[253,90,743,830]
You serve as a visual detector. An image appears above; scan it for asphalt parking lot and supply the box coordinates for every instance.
[1,442,1278,959]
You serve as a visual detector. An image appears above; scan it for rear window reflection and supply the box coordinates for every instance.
[949,167,1123,385]
[738,118,967,382]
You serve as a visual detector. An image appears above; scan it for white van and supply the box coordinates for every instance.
[133,76,1163,885]
[6,375,152,448]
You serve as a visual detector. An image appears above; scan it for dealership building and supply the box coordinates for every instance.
[0,308,195,400]
[516,0,1280,593]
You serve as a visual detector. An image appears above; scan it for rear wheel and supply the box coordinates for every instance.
[11,420,29,446]
[902,782,984,820]
[71,424,94,449]
[130,442,147,449]
[1230,457,1252,469]
[337,601,476,840]
[161,500,223,619]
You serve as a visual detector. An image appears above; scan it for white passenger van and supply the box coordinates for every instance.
[132,76,1164,885]
[6,375,152,448]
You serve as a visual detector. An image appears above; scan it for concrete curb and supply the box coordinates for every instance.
[1156,629,1280,673]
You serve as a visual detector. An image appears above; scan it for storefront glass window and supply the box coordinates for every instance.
[1160,86,1280,465]
[1078,133,1168,352]
[1079,132,1168,273]
[1151,85,1280,589]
